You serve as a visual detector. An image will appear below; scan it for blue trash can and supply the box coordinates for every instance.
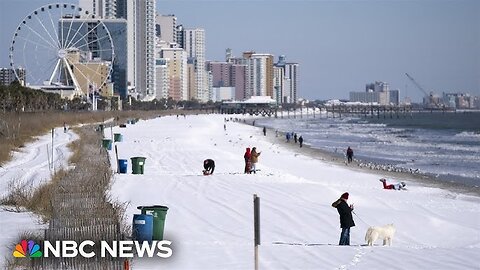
[118,159,128,174]
[132,214,153,243]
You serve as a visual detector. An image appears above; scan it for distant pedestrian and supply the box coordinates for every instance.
[298,136,303,148]
[346,147,354,163]
[286,133,291,142]
[332,192,355,245]
[250,147,261,174]
[244,148,252,174]
[63,122,67,133]
[275,130,278,137]
[294,133,298,144]
[224,124,227,131]
[252,120,256,126]
[203,159,215,175]
[263,126,266,136]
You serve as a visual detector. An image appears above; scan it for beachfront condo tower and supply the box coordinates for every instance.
[156,14,177,45]
[183,28,208,102]
[274,55,299,104]
[79,0,117,19]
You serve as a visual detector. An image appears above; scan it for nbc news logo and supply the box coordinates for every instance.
[13,240,43,258]
[12,239,172,258]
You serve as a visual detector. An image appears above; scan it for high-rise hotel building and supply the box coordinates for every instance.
[156,14,177,45]
[79,0,117,19]
[242,52,274,99]
[184,28,207,102]
[79,0,156,100]
[132,0,156,100]
[159,47,188,101]
[274,55,298,104]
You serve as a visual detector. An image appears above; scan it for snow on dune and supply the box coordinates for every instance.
[0,129,78,198]
[107,114,480,270]
[0,128,78,267]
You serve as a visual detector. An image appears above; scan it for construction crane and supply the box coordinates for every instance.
[405,73,442,108]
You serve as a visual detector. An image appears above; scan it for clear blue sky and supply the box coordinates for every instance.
[1,0,479,101]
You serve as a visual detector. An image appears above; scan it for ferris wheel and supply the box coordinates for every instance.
[9,3,115,96]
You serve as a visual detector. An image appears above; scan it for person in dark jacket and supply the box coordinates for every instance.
[263,126,267,136]
[203,159,215,175]
[346,147,354,163]
[294,133,298,143]
[298,136,304,148]
[332,192,355,245]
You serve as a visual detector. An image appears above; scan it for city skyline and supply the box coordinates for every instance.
[1,0,479,102]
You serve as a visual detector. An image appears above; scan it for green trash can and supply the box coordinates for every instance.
[114,133,123,142]
[131,157,146,174]
[101,139,112,150]
[137,205,169,240]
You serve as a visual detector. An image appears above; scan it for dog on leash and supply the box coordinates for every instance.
[365,224,396,246]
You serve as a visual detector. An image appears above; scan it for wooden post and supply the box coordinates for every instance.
[115,145,120,173]
[51,128,55,174]
[254,194,260,270]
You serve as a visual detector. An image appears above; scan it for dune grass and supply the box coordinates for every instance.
[0,110,193,166]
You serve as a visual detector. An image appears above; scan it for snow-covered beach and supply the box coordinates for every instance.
[1,114,478,269]
[106,114,480,269]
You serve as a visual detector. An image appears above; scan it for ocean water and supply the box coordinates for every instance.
[256,111,480,187]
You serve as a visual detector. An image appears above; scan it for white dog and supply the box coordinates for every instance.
[365,224,396,246]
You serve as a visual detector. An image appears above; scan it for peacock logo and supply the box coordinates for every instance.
[13,240,43,258]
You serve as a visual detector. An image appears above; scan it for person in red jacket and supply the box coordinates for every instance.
[244,148,251,174]
[380,178,407,190]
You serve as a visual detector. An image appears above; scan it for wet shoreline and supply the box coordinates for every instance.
[245,120,480,197]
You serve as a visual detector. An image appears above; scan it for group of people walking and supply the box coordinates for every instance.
[285,132,304,147]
